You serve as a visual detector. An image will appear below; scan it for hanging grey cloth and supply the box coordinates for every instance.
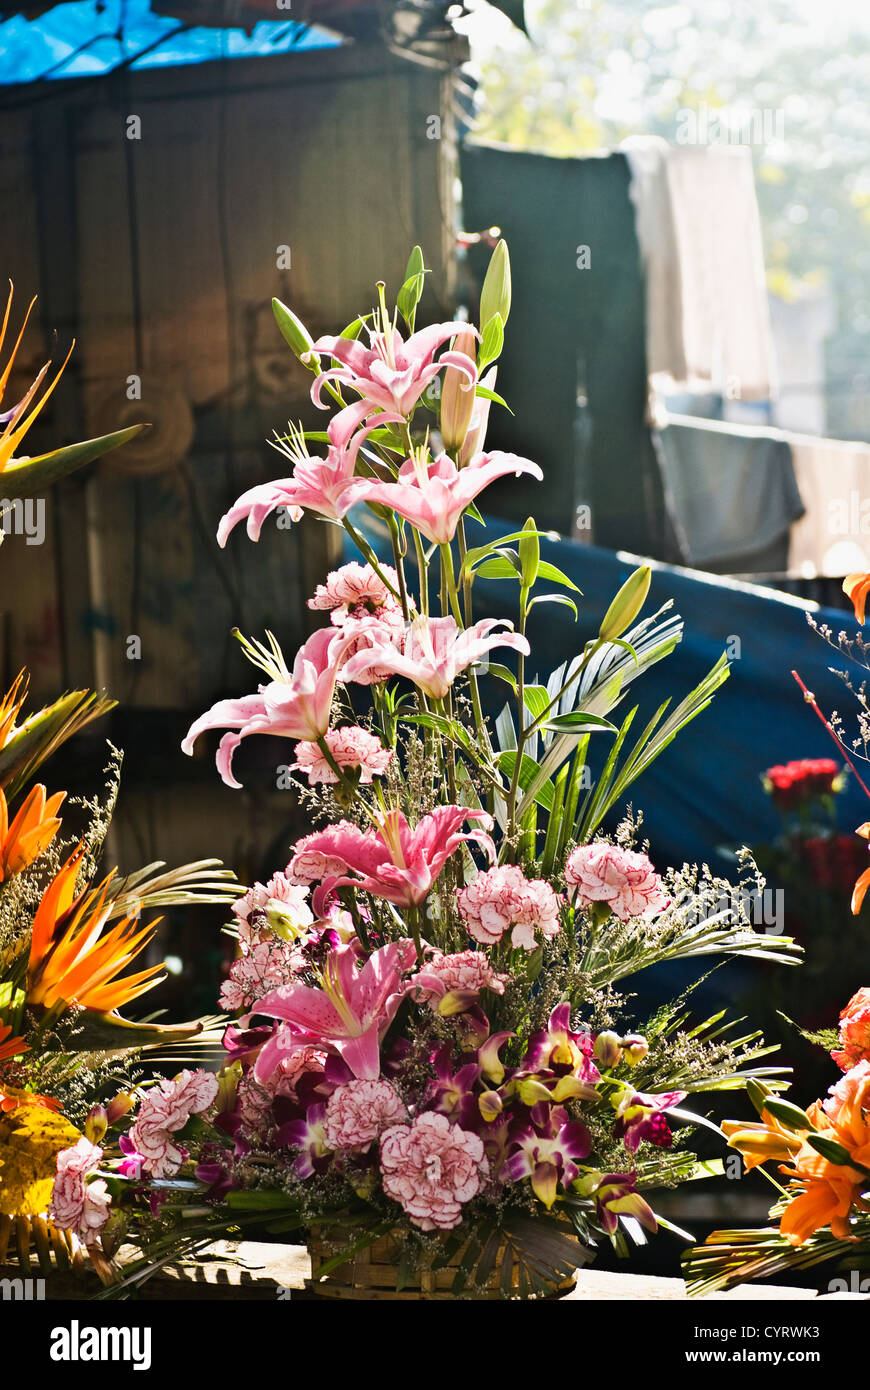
[652,414,805,573]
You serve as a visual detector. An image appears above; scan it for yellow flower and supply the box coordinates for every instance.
[0,1101,80,1217]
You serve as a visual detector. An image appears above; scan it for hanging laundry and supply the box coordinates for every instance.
[623,138,776,406]
[653,413,803,573]
[787,434,870,578]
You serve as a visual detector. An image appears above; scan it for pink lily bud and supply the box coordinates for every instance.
[594,1030,623,1069]
[84,1104,108,1144]
[478,1090,503,1122]
[621,1034,649,1066]
[458,366,496,468]
[439,329,478,453]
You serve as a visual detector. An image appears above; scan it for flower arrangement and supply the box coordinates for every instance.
[47,245,801,1300]
[684,986,870,1294]
[0,674,238,1280]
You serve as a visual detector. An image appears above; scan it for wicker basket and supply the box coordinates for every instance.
[306,1227,579,1301]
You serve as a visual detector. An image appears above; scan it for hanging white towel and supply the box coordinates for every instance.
[622,139,776,404]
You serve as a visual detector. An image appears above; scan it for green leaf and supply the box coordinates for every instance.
[1,424,148,500]
[339,315,369,341]
[397,248,427,332]
[542,712,617,735]
[474,552,522,580]
[535,560,581,592]
[475,384,513,412]
[461,528,553,580]
[523,685,550,722]
[478,311,504,373]
[497,749,554,810]
[484,662,517,693]
[528,593,578,620]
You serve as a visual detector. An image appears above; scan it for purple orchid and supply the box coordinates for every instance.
[503,1102,592,1207]
[427,1044,483,1129]
[522,1003,598,1077]
[612,1087,686,1153]
[574,1170,658,1236]
[277,1101,331,1179]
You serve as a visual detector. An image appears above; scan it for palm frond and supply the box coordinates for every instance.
[103,859,241,920]
[0,689,116,800]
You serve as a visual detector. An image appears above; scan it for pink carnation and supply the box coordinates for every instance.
[219,939,308,1012]
[50,1138,111,1245]
[564,842,667,922]
[252,1036,327,1098]
[324,1079,407,1152]
[128,1069,219,1178]
[456,864,562,951]
[232,874,313,944]
[823,1058,870,1119]
[410,949,509,1012]
[291,725,393,786]
[379,1112,489,1231]
[832,987,870,1072]
[308,562,402,626]
[337,610,408,686]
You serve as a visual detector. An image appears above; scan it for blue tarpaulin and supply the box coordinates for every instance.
[346,512,869,878]
[0,0,340,85]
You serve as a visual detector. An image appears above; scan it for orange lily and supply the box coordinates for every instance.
[721,1109,803,1171]
[27,844,166,1013]
[843,573,870,625]
[0,1021,26,1064]
[0,783,64,881]
[776,1083,870,1246]
[851,822,870,915]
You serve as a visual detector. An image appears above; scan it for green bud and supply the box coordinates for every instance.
[747,1078,776,1117]
[762,1097,816,1132]
[480,239,511,332]
[598,565,651,642]
[518,516,540,591]
[272,298,318,368]
[593,1030,623,1068]
[805,1133,855,1167]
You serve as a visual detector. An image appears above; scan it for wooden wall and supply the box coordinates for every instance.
[0,40,461,879]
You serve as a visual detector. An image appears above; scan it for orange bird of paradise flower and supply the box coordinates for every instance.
[0,783,65,882]
[0,284,74,475]
[27,844,166,1014]
[0,1021,27,1064]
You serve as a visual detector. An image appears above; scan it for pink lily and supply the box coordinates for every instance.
[341,614,529,700]
[216,402,400,546]
[311,320,477,419]
[357,450,543,546]
[253,940,417,1081]
[182,627,352,789]
[288,805,496,909]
